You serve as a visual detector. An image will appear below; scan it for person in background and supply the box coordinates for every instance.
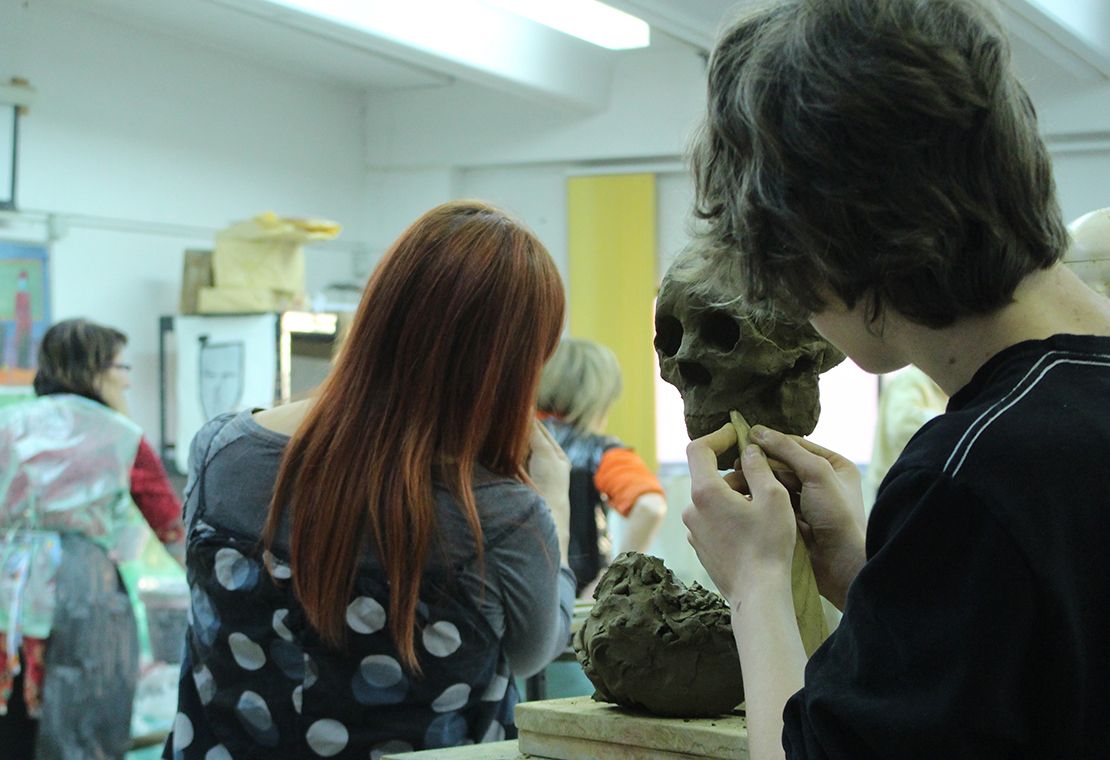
[33,319,185,552]
[861,366,947,513]
[164,200,575,758]
[681,0,1110,758]
[0,318,185,758]
[538,338,667,598]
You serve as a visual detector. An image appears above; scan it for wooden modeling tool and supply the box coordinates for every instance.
[729,409,828,657]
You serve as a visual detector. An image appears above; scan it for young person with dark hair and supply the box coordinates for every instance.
[681,1,1110,758]
[165,200,575,757]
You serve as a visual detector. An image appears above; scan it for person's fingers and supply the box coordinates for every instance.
[739,444,790,502]
[681,503,700,532]
[769,460,802,493]
[783,434,858,475]
[751,426,840,484]
[723,470,749,493]
[687,424,738,503]
[797,520,816,552]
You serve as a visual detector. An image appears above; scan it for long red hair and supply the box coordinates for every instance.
[262,200,565,671]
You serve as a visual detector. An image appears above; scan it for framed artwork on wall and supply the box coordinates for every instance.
[0,240,50,392]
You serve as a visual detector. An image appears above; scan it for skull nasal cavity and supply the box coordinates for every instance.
[654,315,683,357]
[701,311,741,352]
[678,361,712,387]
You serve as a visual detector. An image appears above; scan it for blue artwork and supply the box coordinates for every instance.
[0,240,49,388]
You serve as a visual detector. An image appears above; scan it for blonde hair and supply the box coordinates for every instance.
[538,338,622,433]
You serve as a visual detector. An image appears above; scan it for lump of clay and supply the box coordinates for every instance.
[655,247,845,465]
[573,552,743,718]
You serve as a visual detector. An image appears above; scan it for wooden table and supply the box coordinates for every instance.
[383,696,749,760]
[381,739,524,759]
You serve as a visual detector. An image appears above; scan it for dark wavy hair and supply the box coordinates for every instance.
[33,318,127,405]
[690,0,1068,328]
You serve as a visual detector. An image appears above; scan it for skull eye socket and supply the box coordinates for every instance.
[700,311,741,352]
[654,315,683,357]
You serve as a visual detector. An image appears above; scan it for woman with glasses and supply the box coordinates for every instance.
[0,318,184,758]
[32,319,185,548]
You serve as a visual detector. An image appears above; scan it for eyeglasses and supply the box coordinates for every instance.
[111,362,133,372]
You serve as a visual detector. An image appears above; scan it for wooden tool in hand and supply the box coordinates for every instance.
[730,409,828,657]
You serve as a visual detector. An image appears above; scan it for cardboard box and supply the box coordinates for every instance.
[179,249,214,315]
[196,286,304,314]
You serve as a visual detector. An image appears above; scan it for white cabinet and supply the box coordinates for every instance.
[157,311,340,473]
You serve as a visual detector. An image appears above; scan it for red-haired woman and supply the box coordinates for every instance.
[164,201,574,758]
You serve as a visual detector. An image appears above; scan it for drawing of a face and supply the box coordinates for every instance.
[198,337,245,420]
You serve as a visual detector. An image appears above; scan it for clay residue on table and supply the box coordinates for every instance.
[573,553,743,718]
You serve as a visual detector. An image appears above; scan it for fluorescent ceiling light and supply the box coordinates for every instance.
[482,0,650,49]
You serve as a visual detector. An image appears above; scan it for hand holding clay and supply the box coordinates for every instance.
[684,423,797,606]
[748,425,866,610]
[528,419,572,563]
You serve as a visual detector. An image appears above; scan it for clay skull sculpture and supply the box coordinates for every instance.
[574,552,743,718]
[655,249,845,463]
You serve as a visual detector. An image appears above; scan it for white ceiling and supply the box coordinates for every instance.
[52,0,1110,104]
[60,0,452,90]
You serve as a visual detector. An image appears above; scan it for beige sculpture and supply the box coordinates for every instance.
[1067,208,1110,296]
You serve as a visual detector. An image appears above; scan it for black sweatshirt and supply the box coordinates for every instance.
[783,334,1110,759]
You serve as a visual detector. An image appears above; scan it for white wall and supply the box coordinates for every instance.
[460,165,571,279]
[359,42,708,253]
[363,46,707,170]
[4,0,1106,463]
[0,2,369,445]
[1051,148,1110,225]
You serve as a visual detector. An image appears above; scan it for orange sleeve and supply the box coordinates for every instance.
[593,448,664,517]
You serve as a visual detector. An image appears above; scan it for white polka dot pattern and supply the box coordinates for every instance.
[431,683,471,713]
[304,654,318,688]
[292,685,303,714]
[214,547,258,590]
[371,740,414,759]
[424,712,468,748]
[193,665,217,705]
[173,713,193,751]
[263,550,292,580]
[272,609,294,641]
[205,745,232,760]
[346,596,386,634]
[481,721,506,742]
[422,621,462,657]
[306,719,349,756]
[352,654,408,706]
[236,691,278,746]
[360,655,403,688]
[481,674,508,702]
[229,632,266,670]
